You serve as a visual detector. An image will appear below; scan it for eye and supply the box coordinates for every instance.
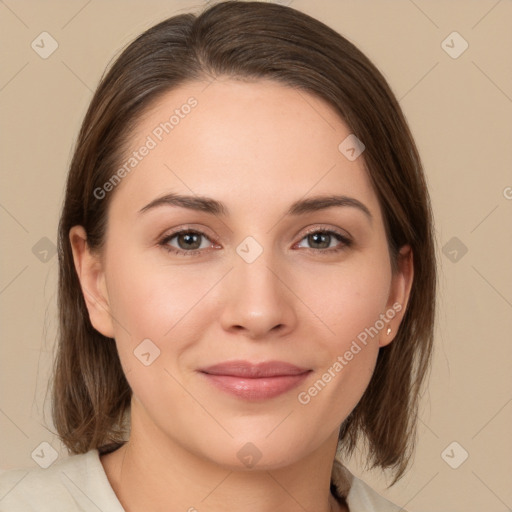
[159,229,218,256]
[158,226,352,257]
[295,228,352,254]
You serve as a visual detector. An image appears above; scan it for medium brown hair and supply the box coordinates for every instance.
[52,0,436,485]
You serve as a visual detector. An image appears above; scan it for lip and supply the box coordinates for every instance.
[198,360,312,400]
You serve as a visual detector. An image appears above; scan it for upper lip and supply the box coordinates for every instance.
[199,360,311,378]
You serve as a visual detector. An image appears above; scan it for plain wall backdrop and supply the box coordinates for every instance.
[1,1,511,511]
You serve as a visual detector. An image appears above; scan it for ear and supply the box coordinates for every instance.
[379,244,414,348]
[69,225,115,338]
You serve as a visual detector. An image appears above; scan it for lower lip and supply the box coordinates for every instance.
[200,372,310,400]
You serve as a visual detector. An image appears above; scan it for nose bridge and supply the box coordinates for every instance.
[219,240,296,338]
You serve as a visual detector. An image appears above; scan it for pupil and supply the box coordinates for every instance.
[310,232,329,249]
[180,233,200,250]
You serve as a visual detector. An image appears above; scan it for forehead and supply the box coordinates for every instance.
[110,78,381,220]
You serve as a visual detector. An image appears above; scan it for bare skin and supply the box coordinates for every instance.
[71,77,413,512]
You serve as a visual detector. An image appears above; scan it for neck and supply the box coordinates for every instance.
[100,404,347,512]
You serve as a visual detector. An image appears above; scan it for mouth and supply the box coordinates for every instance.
[197,360,312,400]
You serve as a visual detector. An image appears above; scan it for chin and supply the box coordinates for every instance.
[187,430,315,472]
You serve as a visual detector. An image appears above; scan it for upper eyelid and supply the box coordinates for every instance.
[299,224,351,239]
[160,225,217,241]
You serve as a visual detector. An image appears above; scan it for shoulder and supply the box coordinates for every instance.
[0,449,124,512]
[348,476,407,512]
[332,459,407,512]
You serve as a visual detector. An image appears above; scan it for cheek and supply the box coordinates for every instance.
[105,248,215,341]
[292,256,389,415]
[296,255,392,350]
[103,253,209,408]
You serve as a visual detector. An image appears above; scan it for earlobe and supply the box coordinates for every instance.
[379,244,414,348]
[69,226,115,338]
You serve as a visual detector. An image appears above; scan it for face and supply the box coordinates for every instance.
[71,78,413,470]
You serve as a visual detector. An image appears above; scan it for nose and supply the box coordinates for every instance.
[219,251,298,340]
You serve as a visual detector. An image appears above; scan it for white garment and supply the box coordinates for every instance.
[0,449,406,511]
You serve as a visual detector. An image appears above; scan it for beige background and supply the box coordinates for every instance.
[1,1,511,511]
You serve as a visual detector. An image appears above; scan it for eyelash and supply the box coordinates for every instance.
[158,226,352,257]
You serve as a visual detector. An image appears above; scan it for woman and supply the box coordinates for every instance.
[0,1,436,511]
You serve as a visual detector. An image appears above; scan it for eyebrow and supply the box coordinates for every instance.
[138,193,372,222]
